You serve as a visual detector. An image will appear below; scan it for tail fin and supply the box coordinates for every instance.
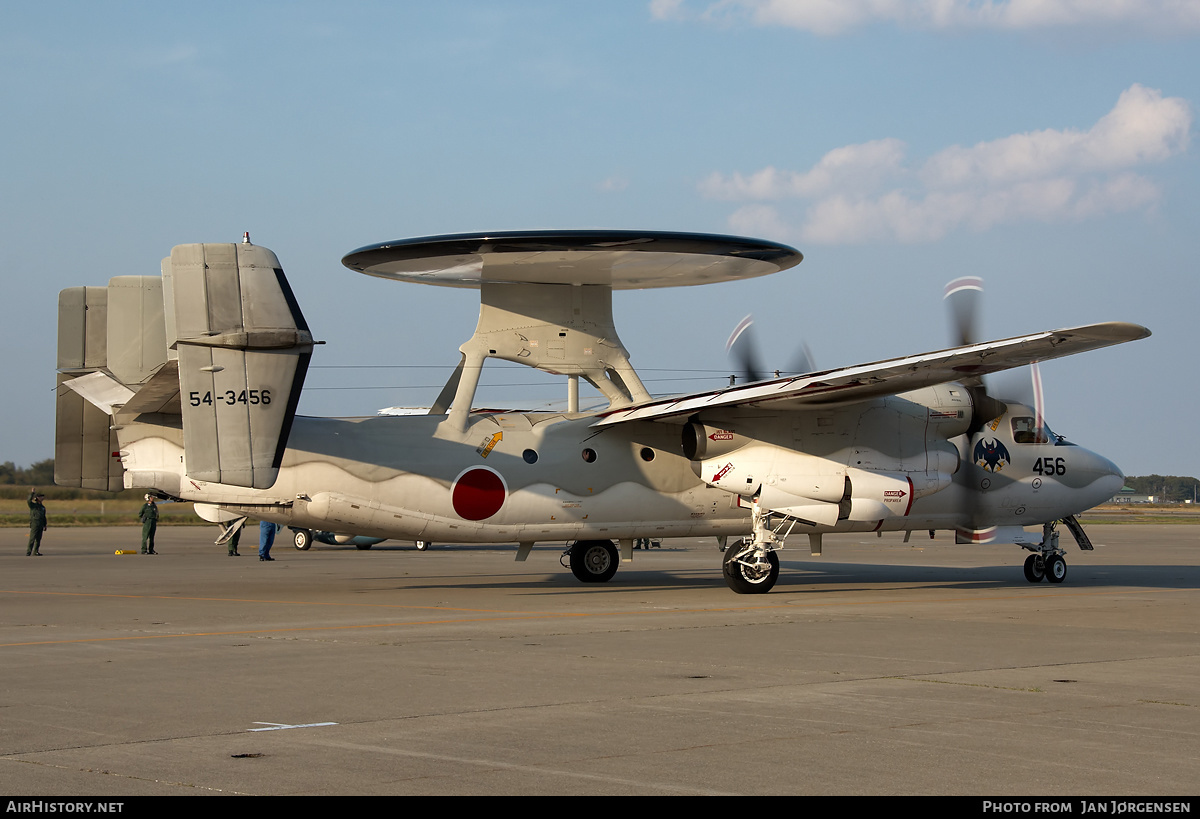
[166,242,312,489]
[55,241,313,494]
[55,286,126,491]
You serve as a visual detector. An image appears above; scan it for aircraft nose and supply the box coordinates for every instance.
[1076,448,1125,503]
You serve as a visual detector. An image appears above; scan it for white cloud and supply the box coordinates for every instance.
[701,138,907,199]
[1069,172,1161,218]
[700,85,1189,244]
[649,0,689,20]
[922,85,1191,187]
[655,0,1200,35]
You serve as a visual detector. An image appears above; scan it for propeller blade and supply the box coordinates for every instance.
[944,276,984,347]
[1030,360,1045,437]
[944,276,999,535]
[789,340,816,377]
[726,315,766,383]
[726,315,818,383]
[943,276,1007,433]
[960,364,1046,535]
[990,360,1047,428]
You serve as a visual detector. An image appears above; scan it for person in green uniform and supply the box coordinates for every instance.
[139,495,159,554]
[27,490,47,556]
[228,523,241,557]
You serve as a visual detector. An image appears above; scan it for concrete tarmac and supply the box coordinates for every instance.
[1,524,1197,796]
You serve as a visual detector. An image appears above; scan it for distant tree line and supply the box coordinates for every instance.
[0,459,55,487]
[0,458,125,500]
[1123,475,1200,503]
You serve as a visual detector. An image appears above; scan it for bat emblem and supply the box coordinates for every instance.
[973,438,1011,472]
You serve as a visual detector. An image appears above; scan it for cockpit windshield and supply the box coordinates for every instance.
[1011,416,1050,444]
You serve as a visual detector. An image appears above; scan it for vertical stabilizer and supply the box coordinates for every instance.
[106,276,168,386]
[166,242,313,489]
[55,287,124,490]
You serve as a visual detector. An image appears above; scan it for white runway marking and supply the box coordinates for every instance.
[249,721,339,732]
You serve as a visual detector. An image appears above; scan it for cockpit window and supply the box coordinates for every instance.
[1011,416,1050,444]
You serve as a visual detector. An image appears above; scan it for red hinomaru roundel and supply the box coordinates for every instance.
[451,466,507,521]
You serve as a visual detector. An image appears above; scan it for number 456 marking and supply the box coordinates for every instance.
[1032,457,1066,476]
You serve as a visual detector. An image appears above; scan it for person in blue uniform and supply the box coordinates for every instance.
[259,520,279,562]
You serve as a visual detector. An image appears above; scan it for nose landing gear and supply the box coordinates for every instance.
[1022,520,1076,583]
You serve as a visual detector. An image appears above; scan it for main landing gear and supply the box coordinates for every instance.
[723,539,780,594]
[722,495,785,594]
[563,540,620,583]
[292,528,313,551]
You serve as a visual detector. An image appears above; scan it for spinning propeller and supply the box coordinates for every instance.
[944,276,1048,537]
[943,276,1046,436]
[725,315,815,385]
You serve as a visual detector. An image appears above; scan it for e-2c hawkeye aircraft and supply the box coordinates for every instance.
[53,231,1149,593]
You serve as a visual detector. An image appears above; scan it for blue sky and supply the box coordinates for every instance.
[2,1,1197,477]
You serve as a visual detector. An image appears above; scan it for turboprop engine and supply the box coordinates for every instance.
[682,397,963,527]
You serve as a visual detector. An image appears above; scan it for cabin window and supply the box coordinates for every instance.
[640,447,655,462]
[582,448,597,463]
[523,449,538,464]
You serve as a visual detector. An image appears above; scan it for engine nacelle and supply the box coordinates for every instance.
[696,444,846,501]
[918,383,975,440]
[682,422,752,461]
[696,442,955,526]
[843,467,950,521]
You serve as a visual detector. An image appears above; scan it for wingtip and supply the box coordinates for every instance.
[1074,321,1152,342]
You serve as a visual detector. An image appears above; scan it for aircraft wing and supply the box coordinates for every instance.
[592,322,1150,426]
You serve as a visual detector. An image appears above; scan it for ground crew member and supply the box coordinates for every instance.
[139,495,159,554]
[259,520,278,561]
[228,524,242,557]
[27,490,47,556]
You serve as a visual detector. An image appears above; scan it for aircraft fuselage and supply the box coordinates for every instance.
[159,384,1123,546]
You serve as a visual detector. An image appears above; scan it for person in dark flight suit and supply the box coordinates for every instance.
[139,495,159,554]
[27,491,47,556]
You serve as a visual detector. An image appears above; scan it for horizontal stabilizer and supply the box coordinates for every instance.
[61,371,135,415]
[118,360,181,415]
